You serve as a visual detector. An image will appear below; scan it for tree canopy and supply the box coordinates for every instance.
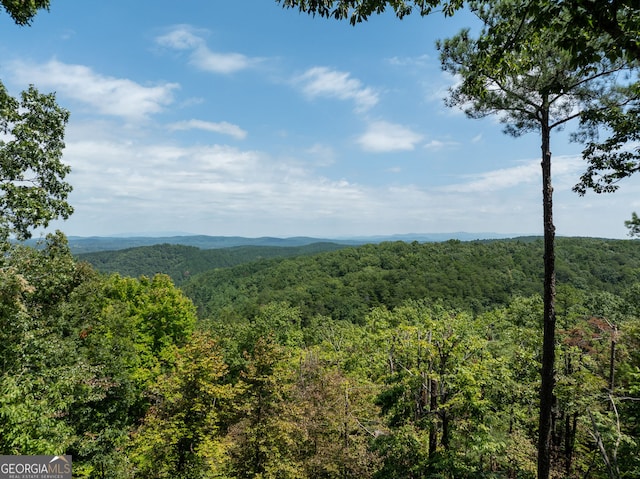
[0,84,73,242]
[3,232,640,477]
[0,0,72,243]
[1,0,50,26]
[276,0,463,23]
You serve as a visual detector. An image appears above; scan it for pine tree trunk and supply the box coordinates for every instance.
[538,110,556,479]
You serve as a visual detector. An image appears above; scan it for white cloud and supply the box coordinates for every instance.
[191,49,254,74]
[167,119,247,139]
[10,59,178,120]
[295,66,378,112]
[386,54,430,67]
[155,26,203,50]
[441,160,541,193]
[440,154,585,194]
[424,139,459,151]
[57,133,393,235]
[356,121,423,153]
[305,143,336,166]
[156,25,258,74]
[50,121,638,239]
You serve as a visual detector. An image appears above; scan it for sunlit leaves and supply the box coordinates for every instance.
[0,84,72,242]
[130,332,235,479]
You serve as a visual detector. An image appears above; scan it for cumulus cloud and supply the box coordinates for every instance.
[356,121,423,153]
[51,121,635,239]
[295,66,378,112]
[156,25,258,74]
[58,133,393,235]
[167,119,247,139]
[10,59,178,120]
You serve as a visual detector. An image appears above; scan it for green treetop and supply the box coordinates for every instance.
[1,0,50,26]
[0,84,73,242]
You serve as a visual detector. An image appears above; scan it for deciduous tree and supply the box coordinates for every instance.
[1,0,50,26]
[277,0,462,23]
[227,336,305,479]
[0,0,72,245]
[0,84,72,243]
[130,332,235,479]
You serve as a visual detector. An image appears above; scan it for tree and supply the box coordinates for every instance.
[276,0,463,23]
[437,3,637,477]
[276,0,640,60]
[0,0,72,244]
[1,0,50,26]
[368,303,507,477]
[99,273,198,386]
[0,83,73,242]
[294,352,381,479]
[625,212,640,237]
[0,233,103,456]
[227,336,305,479]
[130,332,236,479]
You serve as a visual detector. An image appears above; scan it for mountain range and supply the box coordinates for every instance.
[29,232,523,254]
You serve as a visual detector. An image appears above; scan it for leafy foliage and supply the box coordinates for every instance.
[130,332,235,479]
[3,233,640,477]
[0,84,73,242]
[182,238,640,325]
[573,82,640,196]
[79,242,347,286]
[276,0,462,24]
[0,0,50,26]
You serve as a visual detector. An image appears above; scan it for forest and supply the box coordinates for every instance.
[2,233,639,478]
[2,0,640,478]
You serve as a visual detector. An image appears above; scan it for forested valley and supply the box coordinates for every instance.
[3,233,640,478]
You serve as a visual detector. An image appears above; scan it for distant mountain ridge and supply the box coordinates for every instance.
[52,232,522,254]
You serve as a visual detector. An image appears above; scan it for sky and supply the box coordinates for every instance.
[1,1,638,239]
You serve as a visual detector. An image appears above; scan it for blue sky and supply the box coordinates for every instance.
[1,1,638,238]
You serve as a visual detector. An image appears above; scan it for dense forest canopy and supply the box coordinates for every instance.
[78,242,348,286]
[3,233,640,478]
[179,237,640,322]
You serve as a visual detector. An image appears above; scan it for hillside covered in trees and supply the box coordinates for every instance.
[5,234,635,478]
[78,242,347,286]
[176,236,640,320]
